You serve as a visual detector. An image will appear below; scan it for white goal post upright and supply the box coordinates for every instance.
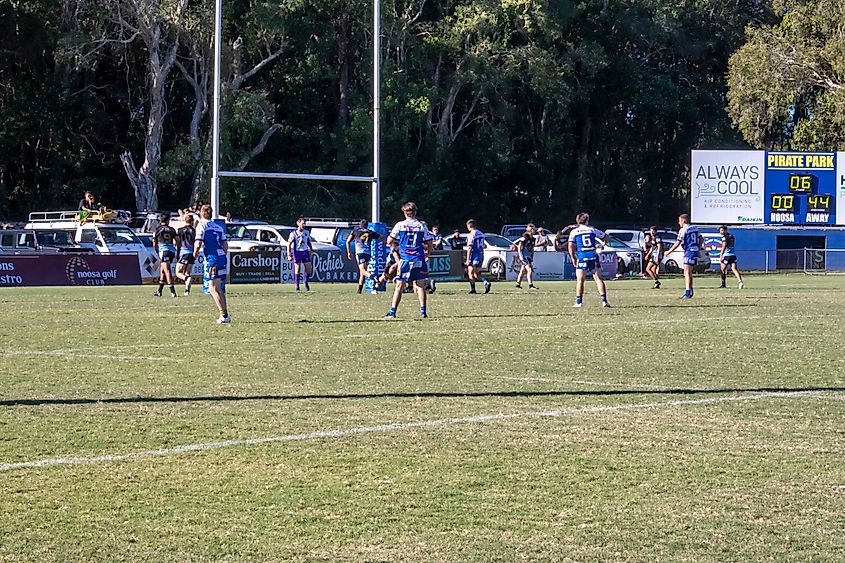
[209,0,382,223]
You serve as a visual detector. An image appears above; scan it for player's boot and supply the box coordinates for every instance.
[653,280,661,289]
[572,302,582,308]
[529,284,538,289]
[602,301,611,308]
[738,281,744,289]
[153,291,162,297]
[515,283,522,289]
[484,280,491,294]
[216,315,231,324]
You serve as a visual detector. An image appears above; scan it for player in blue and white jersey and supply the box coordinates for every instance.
[465,219,491,294]
[346,219,379,294]
[664,213,703,299]
[193,204,230,324]
[567,212,610,308]
[287,217,315,291]
[718,225,744,289]
[384,202,434,318]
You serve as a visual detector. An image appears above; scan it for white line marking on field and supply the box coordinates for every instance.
[0,390,833,473]
[1,350,170,362]
[502,377,669,389]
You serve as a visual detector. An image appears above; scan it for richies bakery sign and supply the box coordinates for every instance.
[0,254,141,287]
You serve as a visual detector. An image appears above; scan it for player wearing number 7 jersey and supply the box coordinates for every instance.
[567,212,610,308]
[384,201,434,319]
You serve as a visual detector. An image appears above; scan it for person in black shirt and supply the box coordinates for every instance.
[153,216,179,297]
[175,212,197,295]
[514,226,537,289]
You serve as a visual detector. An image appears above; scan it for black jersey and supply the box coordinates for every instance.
[178,225,196,249]
[516,233,535,256]
[154,225,178,247]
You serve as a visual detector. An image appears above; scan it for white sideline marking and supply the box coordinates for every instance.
[0,390,831,473]
[502,377,669,389]
[2,350,170,362]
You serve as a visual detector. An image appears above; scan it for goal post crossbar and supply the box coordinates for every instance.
[218,171,375,183]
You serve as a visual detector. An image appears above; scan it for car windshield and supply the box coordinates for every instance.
[484,234,514,248]
[100,227,141,245]
[35,231,75,246]
[226,224,251,240]
[604,236,629,249]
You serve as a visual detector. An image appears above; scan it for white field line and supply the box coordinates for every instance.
[0,390,833,473]
[1,350,170,362]
[502,377,670,389]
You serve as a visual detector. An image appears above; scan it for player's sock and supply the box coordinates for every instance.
[576,296,583,305]
[157,281,165,294]
[684,289,692,298]
[357,284,363,294]
[420,306,427,318]
[387,307,397,317]
[169,285,176,297]
[470,282,476,292]
[295,273,300,290]
[600,293,608,304]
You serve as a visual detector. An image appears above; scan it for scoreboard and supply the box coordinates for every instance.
[691,150,845,225]
[765,152,836,224]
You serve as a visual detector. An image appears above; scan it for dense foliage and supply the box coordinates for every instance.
[0,1,779,228]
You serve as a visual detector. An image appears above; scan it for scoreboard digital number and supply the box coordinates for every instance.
[765,152,837,224]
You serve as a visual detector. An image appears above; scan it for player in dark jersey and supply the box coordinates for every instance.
[152,216,178,297]
[514,226,537,289]
[346,219,379,294]
[718,225,744,289]
[175,212,196,295]
[642,226,663,289]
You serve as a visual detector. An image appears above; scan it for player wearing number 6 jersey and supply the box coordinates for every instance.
[567,212,610,308]
[384,202,434,319]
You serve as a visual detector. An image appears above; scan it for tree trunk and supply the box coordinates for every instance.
[574,112,592,212]
[337,0,351,127]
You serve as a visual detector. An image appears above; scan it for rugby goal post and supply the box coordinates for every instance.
[209,0,382,223]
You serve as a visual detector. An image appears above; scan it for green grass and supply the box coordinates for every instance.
[1,275,844,561]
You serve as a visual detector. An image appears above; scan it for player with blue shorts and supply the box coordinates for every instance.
[152,216,178,298]
[567,212,610,308]
[384,202,434,319]
[346,219,379,294]
[664,213,703,299]
[514,225,537,289]
[194,204,230,324]
[718,225,744,289]
[287,217,315,291]
[465,219,491,294]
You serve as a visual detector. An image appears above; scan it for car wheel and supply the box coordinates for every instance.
[488,258,505,279]
[665,259,678,274]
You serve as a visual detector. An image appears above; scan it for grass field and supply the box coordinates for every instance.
[1,274,844,561]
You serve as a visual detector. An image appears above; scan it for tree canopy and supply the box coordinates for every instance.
[0,0,785,228]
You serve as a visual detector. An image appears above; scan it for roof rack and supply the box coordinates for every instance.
[28,211,80,222]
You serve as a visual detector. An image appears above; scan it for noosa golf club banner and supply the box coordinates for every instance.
[692,150,845,225]
[0,254,141,287]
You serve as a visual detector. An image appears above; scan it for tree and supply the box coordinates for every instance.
[727,0,845,149]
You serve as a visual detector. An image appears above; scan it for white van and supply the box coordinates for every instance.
[25,211,160,279]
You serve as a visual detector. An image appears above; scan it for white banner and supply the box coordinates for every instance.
[837,152,845,225]
[691,150,765,224]
[505,251,569,281]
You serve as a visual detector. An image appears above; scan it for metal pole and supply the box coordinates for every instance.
[371,0,381,223]
[210,0,223,216]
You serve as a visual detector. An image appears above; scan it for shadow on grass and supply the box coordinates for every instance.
[3,386,842,408]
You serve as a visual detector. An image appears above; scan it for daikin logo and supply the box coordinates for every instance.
[736,216,762,222]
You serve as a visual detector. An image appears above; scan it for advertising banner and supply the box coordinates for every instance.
[428,250,468,281]
[838,152,845,226]
[691,150,765,224]
[599,251,617,279]
[228,249,283,284]
[506,251,575,281]
[281,250,360,284]
[0,254,141,287]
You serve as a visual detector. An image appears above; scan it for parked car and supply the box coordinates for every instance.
[597,235,642,275]
[25,211,159,278]
[0,228,93,254]
[660,240,711,274]
[224,221,281,252]
[442,232,515,278]
[245,224,340,252]
[605,229,644,250]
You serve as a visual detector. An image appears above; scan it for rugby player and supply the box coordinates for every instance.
[384,202,434,319]
[514,225,537,289]
[642,226,662,289]
[664,213,703,299]
[718,225,744,289]
[193,205,230,323]
[465,219,491,294]
[287,217,315,291]
[346,219,378,294]
[152,216,178,298]
[175,211,196,295]
[567,212,610,308]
